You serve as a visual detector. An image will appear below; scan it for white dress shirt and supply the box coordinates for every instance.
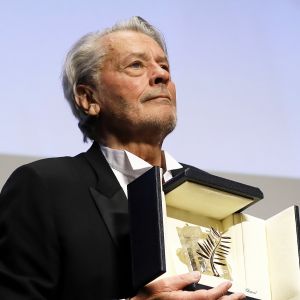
[100,145,183,197]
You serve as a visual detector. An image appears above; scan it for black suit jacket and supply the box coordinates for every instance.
[0,143,135,299]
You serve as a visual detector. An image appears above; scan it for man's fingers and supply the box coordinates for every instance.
[202,281,245,300]
[191,281,232,300]
[133,274,246,300]
[165,271,201,291]
[219,292,246,300]
[144,271,201,294]
[195,281,232,299]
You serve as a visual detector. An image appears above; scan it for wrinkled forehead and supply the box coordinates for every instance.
[99,30,167,60]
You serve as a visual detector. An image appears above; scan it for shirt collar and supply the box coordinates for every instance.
[100,144,182,179]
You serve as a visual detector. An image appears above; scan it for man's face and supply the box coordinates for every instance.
[95,30,176,143]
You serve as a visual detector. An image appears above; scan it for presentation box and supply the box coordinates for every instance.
[128,167,300,300]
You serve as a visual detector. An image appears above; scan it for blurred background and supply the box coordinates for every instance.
[0,0,299,218]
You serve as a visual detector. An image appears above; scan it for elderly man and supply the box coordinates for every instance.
[0,17,245,299]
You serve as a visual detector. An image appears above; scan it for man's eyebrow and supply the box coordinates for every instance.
[123,52,169,63]
[123,52,148,60]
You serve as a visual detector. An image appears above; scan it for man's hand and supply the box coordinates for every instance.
[131,272,245,300]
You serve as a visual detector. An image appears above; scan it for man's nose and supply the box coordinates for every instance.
[149,64,170,85]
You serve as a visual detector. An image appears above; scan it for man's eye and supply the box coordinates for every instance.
[161,64,169,72]
[129,62,143,69]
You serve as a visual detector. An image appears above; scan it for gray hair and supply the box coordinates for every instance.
[62,16,168,142]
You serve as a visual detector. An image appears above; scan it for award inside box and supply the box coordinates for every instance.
[128,167,300,300]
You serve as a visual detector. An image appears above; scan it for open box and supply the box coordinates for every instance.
[128,167,300,300]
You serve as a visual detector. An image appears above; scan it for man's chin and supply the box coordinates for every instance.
[144,115,177,138]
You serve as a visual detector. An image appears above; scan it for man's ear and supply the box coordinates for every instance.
[74,85,100,116]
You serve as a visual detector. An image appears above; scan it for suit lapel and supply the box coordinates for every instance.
[89,187,128,247]
[84,142,129,247]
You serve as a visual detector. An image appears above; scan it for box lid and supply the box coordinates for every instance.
[164,167,264,220]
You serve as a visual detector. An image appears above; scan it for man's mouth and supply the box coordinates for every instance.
[142,94,171,103]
